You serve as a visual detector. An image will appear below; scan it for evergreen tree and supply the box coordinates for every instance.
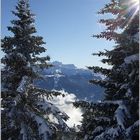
[74,0,139,139]
[1,0,69,139]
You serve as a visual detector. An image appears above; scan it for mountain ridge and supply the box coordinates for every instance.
[35,61,104,101]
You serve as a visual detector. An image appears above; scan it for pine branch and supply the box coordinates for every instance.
[88,66,111,75]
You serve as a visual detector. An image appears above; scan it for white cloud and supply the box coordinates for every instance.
[49,90,83,128]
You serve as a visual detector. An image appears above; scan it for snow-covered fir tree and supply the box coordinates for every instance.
[74,0,139,139]
[1,0,69,139]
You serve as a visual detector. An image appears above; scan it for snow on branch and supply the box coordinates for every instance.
[17,76,31,93]
[92,126,104,136]
[30,112,52,140]
[27,87,64,99]
[37,99,69,131]
[132,32,139,43]
[20,123,28,140]
[94,126,124,140]
[124,54,139,64]
[125,120,139,138]
[115,101,131,129]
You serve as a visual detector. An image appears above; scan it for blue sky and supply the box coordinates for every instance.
[1,0,115,68]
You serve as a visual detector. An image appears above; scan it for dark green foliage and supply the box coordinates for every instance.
[75,0,139,139]
[1,0,69,139]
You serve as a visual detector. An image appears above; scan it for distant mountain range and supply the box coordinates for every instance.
[34,61,104,101]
